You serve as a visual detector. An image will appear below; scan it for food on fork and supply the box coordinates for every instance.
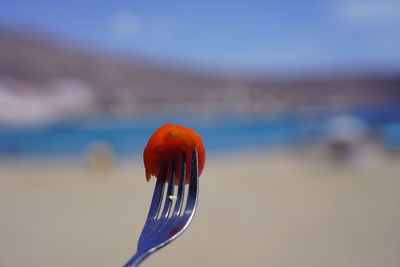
[143,124,205,183]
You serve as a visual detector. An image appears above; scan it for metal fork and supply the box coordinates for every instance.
[123,150,199,267]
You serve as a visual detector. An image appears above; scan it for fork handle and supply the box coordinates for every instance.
[124,251,148,267]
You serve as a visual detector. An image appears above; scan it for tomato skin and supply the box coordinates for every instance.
[143,124,205,182]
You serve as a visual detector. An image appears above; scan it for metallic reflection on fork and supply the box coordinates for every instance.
[123,150,199,267]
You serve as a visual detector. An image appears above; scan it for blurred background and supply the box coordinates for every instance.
[1,0,400,266]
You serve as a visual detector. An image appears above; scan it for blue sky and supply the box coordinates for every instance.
[1,0,399,73]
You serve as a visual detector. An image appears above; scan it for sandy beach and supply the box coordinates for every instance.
[1,148,399,267]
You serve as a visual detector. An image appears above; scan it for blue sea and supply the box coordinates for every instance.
[1,104,399,159]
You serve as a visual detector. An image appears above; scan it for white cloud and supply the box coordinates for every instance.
[111,11,140,39]
[333,0,400,25]
[110,12,177,42]
[329,0,400,63]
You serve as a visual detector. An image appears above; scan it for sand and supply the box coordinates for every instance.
[1,148,400,267]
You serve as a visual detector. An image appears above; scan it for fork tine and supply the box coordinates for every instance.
[160,161,176,217]
[184,150,198,214]
[173,152,186,216]
[146,167,167,220]
[124,149,200,267]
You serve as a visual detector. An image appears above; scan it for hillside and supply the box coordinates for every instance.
[1,28,399,123]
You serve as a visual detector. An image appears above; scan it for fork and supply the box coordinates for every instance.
[123,150,199,267]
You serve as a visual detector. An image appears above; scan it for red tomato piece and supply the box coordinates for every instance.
[143,124,205,183]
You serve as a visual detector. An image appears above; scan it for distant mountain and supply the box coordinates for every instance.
[1,28,399,120]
